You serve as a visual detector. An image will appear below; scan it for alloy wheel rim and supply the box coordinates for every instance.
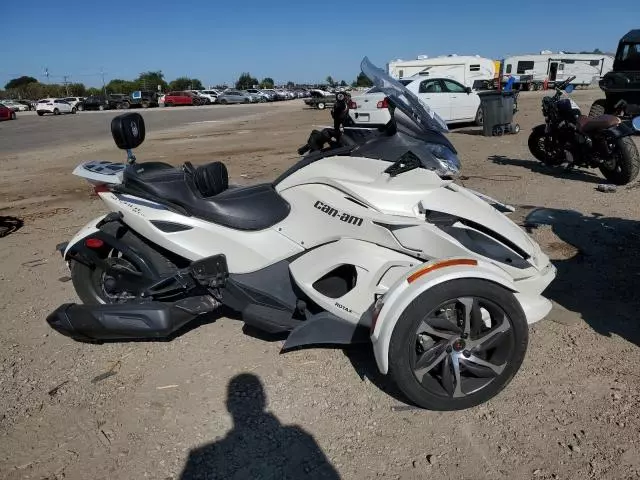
[411,296,515,399]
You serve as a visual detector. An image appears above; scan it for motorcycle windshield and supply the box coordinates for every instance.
[361,57,449,134]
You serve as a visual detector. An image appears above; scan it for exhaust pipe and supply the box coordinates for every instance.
[47,296,218,342]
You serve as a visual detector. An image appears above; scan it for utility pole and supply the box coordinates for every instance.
[44,67,50,84]
[101,67,107,97]
[63,75,70,95]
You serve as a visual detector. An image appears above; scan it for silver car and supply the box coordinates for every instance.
[216,90,252,105]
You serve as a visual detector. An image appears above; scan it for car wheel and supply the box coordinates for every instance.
[71,107,77,114]
[53,108,60,115]
[475,106,483,126]
[78,104,84,111]
[317,102,326,110]
[244,99,250,104]
[98,105,105,111]
[388,279,528,411]
[10,112,16,120]
[37,111,44,116]
[220,99,228,105]
[141,101,150,108]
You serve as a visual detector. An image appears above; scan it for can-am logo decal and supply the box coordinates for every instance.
[314,201,363,226]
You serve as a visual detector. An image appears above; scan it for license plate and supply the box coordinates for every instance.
[356,113,370,122]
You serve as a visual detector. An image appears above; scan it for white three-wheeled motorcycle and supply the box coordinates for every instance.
[47,58,556,410]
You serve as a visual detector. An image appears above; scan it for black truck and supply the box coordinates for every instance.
[81,94,128,111]
[120,91,159,109]
[589,29,640,119]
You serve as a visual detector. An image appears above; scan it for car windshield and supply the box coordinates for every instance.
[615,42,640,70]
[361,57,448,133]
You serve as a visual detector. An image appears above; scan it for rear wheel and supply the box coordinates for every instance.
[70,224,179,305]
[317,102,326,110]
[71,107,77,114]
[474,106,483,126]
[599,137,640,185]
[588,99,607,118]
[219,99,228,105]
[37,111,44,116]
[53,108,60,115]
[388,279,528,410]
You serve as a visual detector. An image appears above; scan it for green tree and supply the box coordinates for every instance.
[106,79,136,94]
[580,48,603,54]
[325,75,334,86]
[235,73,259,90]
[86,87,103,96]
[68,83,87,96]
[169,77,203,90]
[136,71,167,91]
[260,77,274,89]
[339,80,348,87]
[355,72,373,88]
[5,76,38,90]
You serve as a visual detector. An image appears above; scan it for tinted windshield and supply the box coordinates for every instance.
[361,57,448,133]
[615,42,640,70]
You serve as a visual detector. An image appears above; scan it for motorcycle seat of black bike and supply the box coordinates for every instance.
[577,114,621,133]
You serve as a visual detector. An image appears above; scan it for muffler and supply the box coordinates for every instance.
[46,296,219,342]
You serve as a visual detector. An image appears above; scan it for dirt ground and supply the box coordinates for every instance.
[1,92,640,480]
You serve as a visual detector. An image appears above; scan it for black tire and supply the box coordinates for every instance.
[599,137,640,185]
[243,98,250,104]
[141,101,150,108]
[317,102,326,110]
[37,111,44,116]
[53,108,59,115]
[475,106,483,126]
[388,279,528,411]
[71,107,77,114]
[165,102,173,107]
[588,99,607,118]
[219,99,228,105]
[70,223,179,305]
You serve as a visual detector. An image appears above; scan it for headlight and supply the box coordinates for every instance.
[425,143,461,177]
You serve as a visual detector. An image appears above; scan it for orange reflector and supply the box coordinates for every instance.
[407,259,478,284]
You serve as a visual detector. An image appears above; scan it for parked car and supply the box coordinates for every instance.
[63,97,85,110]
[1,100,29,112]
[245,89,269,102]
[259,89,278,101]
[0,103,17,120]
[216,90,252,104]
[163,91,205,106]
[36,98,76,116]
[122,91,159,109]
[17,100,36,111]
[349,77,482,126]
[82,94,126,111]
[197,90,219,104]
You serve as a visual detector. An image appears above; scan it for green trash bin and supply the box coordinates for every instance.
[479,92,518,136]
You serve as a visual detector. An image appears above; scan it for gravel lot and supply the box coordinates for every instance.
[1,93,639,480]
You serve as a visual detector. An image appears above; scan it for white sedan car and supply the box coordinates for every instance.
[349,77,483,127]
[1,100,30,112]
[36,98,77,116]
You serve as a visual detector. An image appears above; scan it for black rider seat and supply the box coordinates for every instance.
[119,161,290,231]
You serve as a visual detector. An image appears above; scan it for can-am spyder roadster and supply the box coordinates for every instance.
[47,58,556,410]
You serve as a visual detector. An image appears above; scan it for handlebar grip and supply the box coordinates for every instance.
[297,144,311,155]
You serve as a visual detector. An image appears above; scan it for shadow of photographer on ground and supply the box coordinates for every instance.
[180,373,340,480]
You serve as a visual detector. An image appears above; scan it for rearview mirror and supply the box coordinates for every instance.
[111,113,145,150]
[632,116,640,132]
[465,86,472,94]
[564,84,575,93]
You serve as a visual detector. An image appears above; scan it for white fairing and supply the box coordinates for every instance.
[70,152,555,373]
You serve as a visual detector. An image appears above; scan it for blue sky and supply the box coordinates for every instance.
[2,0,638,88]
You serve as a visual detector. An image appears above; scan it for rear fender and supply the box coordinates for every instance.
[604,121,636,139]
[370,258,516,375]
[61,214,158,278]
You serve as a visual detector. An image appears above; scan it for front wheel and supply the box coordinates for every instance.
[527,125,564,165]
[388,279,528,411]
[599,137,640,185]
[317,102,326,110]
[71,107,77,114]
[53,108,60,115]
[70,224,179,305]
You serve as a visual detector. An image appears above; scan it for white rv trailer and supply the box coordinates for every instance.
[502,53,614,90]
[387,55,497,89]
